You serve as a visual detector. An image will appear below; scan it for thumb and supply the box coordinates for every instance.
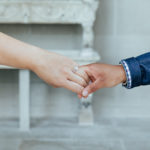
[82,79,101,97]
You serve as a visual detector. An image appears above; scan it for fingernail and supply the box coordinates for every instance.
[82,90,88,97]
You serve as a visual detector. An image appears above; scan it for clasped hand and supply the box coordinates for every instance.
[0,32,126,95]
[33,51,126,98]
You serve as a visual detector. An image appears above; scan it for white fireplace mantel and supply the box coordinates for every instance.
[0,0,98,24]
[0,0,100,65]
[0,0,100,131]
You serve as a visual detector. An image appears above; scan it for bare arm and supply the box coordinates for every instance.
[0,32,39,69]
[0,32,89,94]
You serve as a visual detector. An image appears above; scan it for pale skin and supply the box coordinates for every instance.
[0,32,126,98]
[0,32,89,94]
[79,63,127,98]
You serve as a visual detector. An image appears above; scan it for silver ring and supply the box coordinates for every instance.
[72,66,79,73]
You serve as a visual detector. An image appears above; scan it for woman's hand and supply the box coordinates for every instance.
[32,50,89,94]
[0,32,89,94]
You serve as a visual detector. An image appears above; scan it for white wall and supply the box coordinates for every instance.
[0,0,150,119]
[94,0,150,119]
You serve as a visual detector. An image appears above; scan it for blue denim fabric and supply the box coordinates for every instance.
[121,52,150,88]
[120,60,132,88]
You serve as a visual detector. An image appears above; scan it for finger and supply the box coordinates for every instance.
[68,71,88,87]
[80,65,92,75]
[64,80,84,94]
[82,78,103,97]
[75,68,90,84]
[80,65,96,81]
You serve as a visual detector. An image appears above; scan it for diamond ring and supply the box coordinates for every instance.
[72,66,79,73]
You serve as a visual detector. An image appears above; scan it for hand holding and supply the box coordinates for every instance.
[0,32,89,94]
[79,63,126,98]
[32,50,89,94]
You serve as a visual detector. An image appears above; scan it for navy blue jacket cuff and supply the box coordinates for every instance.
[121,57,142,88]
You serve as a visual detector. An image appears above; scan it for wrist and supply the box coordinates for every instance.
[30,48,56,73]
[28,47,47,71]
[118,65,127,83]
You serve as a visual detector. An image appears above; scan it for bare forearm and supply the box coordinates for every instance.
[0,32,42,70]
[0,32,88,94]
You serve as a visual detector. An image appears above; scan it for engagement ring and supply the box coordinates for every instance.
[72,66,79,73]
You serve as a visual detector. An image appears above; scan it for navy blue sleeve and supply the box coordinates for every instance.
[136,52,150,85]
[120,52,150,89]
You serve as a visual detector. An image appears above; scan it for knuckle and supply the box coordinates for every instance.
[77,87,83,94]
[81,79,87,87]
[83,73,88,81]
[85,75,90,82]
[52,80,64,88]
[61,67,69,74]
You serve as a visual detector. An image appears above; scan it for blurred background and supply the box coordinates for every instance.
[0,0,150,149]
